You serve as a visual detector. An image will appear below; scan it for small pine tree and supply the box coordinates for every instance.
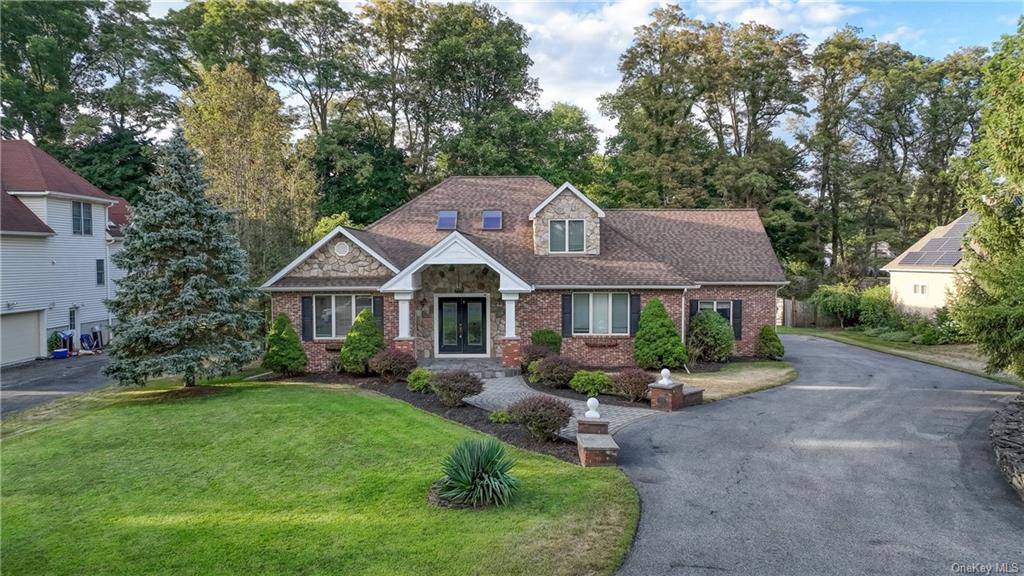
[756,325,785,360]
[688,311,736,363]
[633,298,687,369]
[339,309,385,374]
[262,313,308,375]
[104,131,261,387]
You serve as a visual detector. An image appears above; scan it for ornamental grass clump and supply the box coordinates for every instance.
[569,370,611,397]
[339,309,384,374]
[633,298,687,369]
[430,370,484,407]
[262,313,308,375]
[687,311,735,363]
[368,349,417,382]
[756,326,785,360]
[508,395,573,441]
[406,367,432,393]
[435,438,519,508]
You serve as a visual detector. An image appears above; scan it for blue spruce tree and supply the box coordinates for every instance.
[104,131,261,387]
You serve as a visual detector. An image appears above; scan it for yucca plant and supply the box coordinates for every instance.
[437,438,519,507]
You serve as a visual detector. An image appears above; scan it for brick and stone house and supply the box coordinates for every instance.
[262,177,786,371]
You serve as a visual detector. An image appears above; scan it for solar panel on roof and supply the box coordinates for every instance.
[922,238,947,251]
[900,252,923,265]
[918,252,945,265]
[940,237,962,251]
[934,252,962,266]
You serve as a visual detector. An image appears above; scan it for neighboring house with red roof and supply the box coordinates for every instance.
[881,212,976,317]
[262,177,786,372]
[1,140,129,365]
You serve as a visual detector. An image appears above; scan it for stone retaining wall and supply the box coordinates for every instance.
[991,393,1024,502]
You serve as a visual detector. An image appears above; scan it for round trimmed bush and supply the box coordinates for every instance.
[407,367,432,393]
[430,370,484,407]
[339,309,385,374]
[687,311,735,363]
[262,313,308,375]
[859,285,896,328]
[508,395,573,441]
[527,355,581,389]
[369,348,417,382]
[520,344,553,372]
[756,325,784,359]
[613,368,651,402]
[634,298,687,369]
[435,438,519,507]
[530,329,562,354]
[569,370,611,396]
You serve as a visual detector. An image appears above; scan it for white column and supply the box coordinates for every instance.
[502,293,519,338]
[395,292,413,338]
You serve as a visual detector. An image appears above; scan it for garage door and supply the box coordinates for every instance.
[1,311,43,366]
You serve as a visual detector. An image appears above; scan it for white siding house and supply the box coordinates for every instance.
[1,141,128,366]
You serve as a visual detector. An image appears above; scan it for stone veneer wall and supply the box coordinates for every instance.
[516,286,778,368]
[272,292,398,372]
[532,190,601,255]
[412,265,505,360]
[290,238,389,278]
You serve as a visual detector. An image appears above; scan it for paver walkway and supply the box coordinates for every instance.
[468,376,660,440]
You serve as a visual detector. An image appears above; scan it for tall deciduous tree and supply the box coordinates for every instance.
[181,63,315,282]
[60,128,155,204]
[951,22,1024,379]
[270,0,364,135]
[105,131,261,387]
[535,103,600,188]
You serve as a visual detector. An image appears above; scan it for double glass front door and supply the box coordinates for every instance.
[438,297,487,354]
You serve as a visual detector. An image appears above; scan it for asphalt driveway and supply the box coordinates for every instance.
[617,335,1024,576]
[0,355,110,416]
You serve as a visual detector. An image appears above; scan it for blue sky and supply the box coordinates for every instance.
[149,0,1023,139]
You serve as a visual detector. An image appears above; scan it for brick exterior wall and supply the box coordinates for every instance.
[517,286,777,368]
[271,292,398,372]
[272,285,777,372]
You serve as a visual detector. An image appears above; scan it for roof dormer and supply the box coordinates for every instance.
[530,182,603,255]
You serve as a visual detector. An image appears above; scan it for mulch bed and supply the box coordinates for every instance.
[991,393,1024,502]
[359,379,579,464]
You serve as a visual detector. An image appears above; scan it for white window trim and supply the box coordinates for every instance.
[913,283,928,295]
[549,219,586,253]
[572,292,630,336]
[312,293,373,341]
[72,201,93,236]
[697,300,733,323]
[96,259,105,285]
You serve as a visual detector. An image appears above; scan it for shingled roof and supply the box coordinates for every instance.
[269,176,785,289]
[0,190,54,236]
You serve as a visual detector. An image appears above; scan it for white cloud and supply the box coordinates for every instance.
[879,25,925,46]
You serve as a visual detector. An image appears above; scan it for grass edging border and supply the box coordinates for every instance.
[991,393,1024,502]
[778,327,1021,387]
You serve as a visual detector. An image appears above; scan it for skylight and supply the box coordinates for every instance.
[437,210,457,230]
[482,210,502,230]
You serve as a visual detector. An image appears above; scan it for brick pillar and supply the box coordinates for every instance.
[392,338,416,355]
[500,337,521,368]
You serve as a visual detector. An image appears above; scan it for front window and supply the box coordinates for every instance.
[96,259,105,285]
[314,294,373,339]
[572,292,629,335]
[698,300,733,322]
[913,284,927,295]
[72,201,93,235]
[550,219,585,253]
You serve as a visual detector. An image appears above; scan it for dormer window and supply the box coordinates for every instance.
[550,219,584,253]
[437,210,457,230]
[481,210,502,230]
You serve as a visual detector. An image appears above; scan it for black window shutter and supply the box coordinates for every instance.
[300,297,313,341]
[688,299,699,319]
[561,294,572,337]
[372,296,384,330]
[629,294,641,336]
[732,300,743,340]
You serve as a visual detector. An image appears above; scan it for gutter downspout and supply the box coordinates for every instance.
[682,287,691,374]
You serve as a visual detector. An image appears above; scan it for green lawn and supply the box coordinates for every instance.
[1,382,638,576]
[778,326,1022,387]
